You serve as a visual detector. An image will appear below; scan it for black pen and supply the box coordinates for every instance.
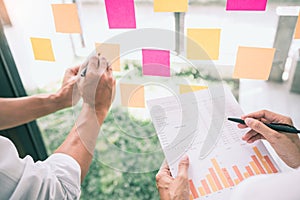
[228,117,300,134]
[81,68,87,77]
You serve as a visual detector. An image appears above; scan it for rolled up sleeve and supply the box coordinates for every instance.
[9,153,81,200]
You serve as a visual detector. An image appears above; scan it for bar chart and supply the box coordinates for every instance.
[188,146,278,199]
[148,87,281,200]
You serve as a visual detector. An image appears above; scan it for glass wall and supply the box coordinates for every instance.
[2,0,300,199]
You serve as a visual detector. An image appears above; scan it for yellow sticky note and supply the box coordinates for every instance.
[294,12,300,39]
[120,84,145,108]
[51,4,82,33]
[95,43,120,71]
[233,46,276,80]
[154,0,188,12]
[187,28,221,60]
[179,85,208,94]
[30,37,55,61]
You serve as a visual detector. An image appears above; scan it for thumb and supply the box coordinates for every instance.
[177,155,189,178]
[245,118,277,141]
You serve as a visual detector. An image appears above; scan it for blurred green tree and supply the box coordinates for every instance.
[37,106,162,200]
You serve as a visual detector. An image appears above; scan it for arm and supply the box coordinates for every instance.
[55,56,115,182]
[239,110,300,168]
[156,156,190,200]
[0,56,113,199]
[0,67,80,130]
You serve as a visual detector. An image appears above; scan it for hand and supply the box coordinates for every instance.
[156,156,190,200]
[239,110,300,168]
[56,66,80,108]
[77,55,116,116]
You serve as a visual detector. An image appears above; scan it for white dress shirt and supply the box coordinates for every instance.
[231,167,300,200]
[0,136,81,200]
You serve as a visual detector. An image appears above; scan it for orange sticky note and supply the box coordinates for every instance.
[179,85,208,94]
[233,46,276,80]
[120,84,145,108]
[30,37,55,61]
[294,12,300,39]
[95,43,120,71]
[187,28,221,60]
[154,0,188,12]
[51,4,82,33]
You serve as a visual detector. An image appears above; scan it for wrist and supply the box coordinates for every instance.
[49,92,68,111]
[95,108,108,119]
[82,103,108,121]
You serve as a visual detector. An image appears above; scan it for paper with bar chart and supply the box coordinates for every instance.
[147,86,280,200]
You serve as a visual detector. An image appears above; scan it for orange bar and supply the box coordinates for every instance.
[250,161,261,175]
[209,168,223,190]
[201,179,211,194]
[189,180,199,199]
[245,166,254,176]
[198,187,206,196]
[232,165,244,181]
[222,168,234,187]
[211,159,230,188]
[253,147,272,174]
[234,178,240,185]
[243,172,250,178]
[251,155,266,174]
[189,194,193,200]
[264,155,278,173]
[206,174,218,192]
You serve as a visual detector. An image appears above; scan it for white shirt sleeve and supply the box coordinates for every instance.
[230,168,300,200]
[0,136,81,200]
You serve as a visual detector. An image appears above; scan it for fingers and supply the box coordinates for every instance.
[158,160,172,176]
[70,65,80,74]
[244,118,279,143]
[107,64,113,75]
[65,65,80,77]
[80,55,113,79]
[242,129,266,142]
[177,155,189,178]
[79,59,89,77]
[156,160,173,191]
[242,129,257,141]
[111,79,116,102]
[242,110,279,123]
[99,57,108,74]
[237,124,248,129]
[88,56,100,74]
[247,134,264,143]
[80,55,100,78]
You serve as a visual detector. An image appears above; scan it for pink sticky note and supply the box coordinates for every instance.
[226,0,267,11]
[104,0,136,29]
[142,49,170,77]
